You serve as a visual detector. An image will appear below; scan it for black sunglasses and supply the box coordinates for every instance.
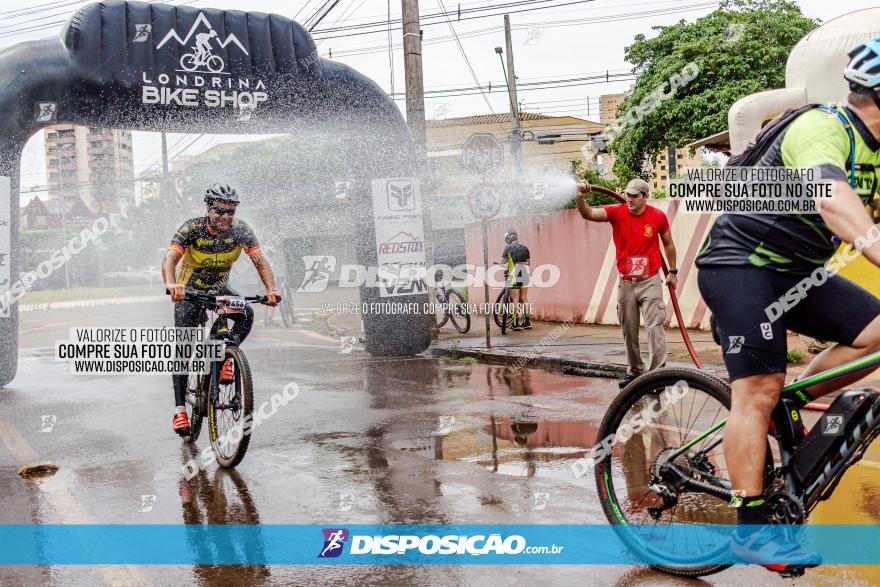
[210,205,236,216]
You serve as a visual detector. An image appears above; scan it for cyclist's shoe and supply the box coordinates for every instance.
[618,375,637,389]
[731,525,821,574]
[172,412,191,437]
[523,317,532,329]
[219,358,235,383]
[512,323,524,331]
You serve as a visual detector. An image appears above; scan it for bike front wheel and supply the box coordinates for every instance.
[435,290,450,328]
[593,368,771,577]
[208,346,254,468]
[184,372,209,443]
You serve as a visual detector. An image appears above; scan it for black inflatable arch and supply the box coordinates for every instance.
[0,0,432,387]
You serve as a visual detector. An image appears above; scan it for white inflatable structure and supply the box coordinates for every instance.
[729,8,880,154]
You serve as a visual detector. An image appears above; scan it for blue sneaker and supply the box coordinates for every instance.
[731,525,821,575]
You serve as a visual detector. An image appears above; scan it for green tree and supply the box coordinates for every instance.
[610,0,817,182]
[563,159,620,209]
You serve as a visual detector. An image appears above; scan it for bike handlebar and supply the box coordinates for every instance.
[165,289,269,305]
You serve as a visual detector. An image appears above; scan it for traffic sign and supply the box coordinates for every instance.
[467,182,502,220]
[460,133,504,176]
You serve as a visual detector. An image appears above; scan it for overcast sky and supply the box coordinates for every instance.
[6,0,877,199]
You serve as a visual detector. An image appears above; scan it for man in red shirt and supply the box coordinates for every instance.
[576,178,678,388]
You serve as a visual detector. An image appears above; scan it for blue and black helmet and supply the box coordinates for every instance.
[844,38,880,90]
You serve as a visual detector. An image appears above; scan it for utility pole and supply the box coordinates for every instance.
[401,0,426,153]
[503,14,522,173]
[401,0,438,339]
[160,131,170,211]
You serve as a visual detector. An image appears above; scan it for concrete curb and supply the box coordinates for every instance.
[426,346,627,378]
[19,296,165,312]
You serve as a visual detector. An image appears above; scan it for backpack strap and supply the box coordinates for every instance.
[816,105,856,189]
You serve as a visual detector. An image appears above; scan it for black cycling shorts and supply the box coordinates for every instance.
[698,265,880,381]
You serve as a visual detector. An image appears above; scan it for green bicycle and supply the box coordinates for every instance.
[594,350,880,578]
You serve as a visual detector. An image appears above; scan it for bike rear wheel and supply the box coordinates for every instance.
[447,289,470,334]
[184,372,208,443]
[594,368,773,577]
[208,346,254,468]
[495,289,513,333]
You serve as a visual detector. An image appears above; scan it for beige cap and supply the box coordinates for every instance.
[624,178,651,196]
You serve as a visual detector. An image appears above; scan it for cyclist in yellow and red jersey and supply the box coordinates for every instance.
[162,183,281,437]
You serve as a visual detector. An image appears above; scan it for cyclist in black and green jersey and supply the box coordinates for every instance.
[696,39,880,566]
[502,230,531,330]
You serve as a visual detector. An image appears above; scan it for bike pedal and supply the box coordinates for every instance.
[769,565,809,578]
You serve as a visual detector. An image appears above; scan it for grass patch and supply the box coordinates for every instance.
[450,339,461,360]
[21,286,159,305]
[787,349,806,364]
[459,356,478,365]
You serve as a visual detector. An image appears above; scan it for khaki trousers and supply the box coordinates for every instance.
[617,273,667,376]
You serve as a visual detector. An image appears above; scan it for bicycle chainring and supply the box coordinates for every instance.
[764,491,805,525]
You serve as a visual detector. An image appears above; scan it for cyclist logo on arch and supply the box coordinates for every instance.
[180,29,225,73]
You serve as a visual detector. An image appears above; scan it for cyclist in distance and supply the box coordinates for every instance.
[502,230,531,330]
[695,39,880,565]
[162,184,281,437]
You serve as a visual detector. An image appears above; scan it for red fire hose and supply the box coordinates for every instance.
[583,183,827,411]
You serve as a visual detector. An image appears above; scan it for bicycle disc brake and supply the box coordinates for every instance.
[647,447,686,519]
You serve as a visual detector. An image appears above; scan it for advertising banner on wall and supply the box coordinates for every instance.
[371,178,427,298]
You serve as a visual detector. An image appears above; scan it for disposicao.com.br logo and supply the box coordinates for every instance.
[318,528,563,558]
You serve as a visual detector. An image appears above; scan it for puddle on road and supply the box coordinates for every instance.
[388,362,610,479]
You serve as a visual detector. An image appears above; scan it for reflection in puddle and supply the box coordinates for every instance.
[388,363,604,479]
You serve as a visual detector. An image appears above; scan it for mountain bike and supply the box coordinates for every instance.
[491,264,515,335]
[594,350,880,578]
[178,290,268,468]
[434,282,470,333]
[180,50,224,73]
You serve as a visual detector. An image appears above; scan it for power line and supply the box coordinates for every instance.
[336,0,704,28]
[387,0,394,98]
[0,0,202,41]
[314,0,602,40]
[324,1,716,55]
[436,0,495,114]
[316,0,572,34]
[388,70,634,97]
[304,0,347,30]
[0,0,89,20]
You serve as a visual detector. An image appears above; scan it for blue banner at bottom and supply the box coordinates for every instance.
[0,524,878,565]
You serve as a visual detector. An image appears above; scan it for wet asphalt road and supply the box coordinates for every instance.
[0,302,876,585]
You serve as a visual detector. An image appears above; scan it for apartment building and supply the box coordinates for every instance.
[651,145,702,192]
[600,92,626,125]
[44,125,135,215]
